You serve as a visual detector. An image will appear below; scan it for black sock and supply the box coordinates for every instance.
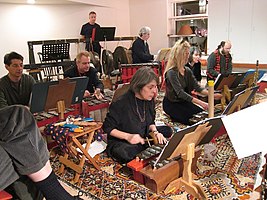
[34,171,75,200]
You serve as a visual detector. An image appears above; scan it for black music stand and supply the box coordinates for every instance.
[30,77,89,117]
[96,27,116,75]
[95,27,116,42]
[41,43,70,62]
[222,85,259,115]
[214,72,245,91]
[156,116,223,199]
[40,43,70,81]
[157,116,223,162]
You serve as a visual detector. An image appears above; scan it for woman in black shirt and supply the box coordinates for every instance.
[185,46,202,83]
[103,67,169,164]
[163,39,222,125]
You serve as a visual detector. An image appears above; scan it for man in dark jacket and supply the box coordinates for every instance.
[64,51,104,99]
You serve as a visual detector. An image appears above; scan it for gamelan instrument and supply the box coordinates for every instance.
[127,143,201,194]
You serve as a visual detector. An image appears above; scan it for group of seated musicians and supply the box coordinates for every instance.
[0,35,261,199]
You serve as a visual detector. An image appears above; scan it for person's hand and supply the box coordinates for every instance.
[214,93,223,100]
[155,132,167,144]
[83,90,91,98]
[94,88,104,100]
[127,134,145,145]
[200,101,208,110]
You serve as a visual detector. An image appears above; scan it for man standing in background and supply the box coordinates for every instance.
[80,11,101,57]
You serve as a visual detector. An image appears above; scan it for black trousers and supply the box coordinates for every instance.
[163,97,203,125]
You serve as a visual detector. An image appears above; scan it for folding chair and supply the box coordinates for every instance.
[58,122,103,183]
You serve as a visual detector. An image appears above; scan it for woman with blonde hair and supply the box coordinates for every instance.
[163,38,221,125]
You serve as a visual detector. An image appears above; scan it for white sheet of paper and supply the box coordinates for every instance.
[77,140,107,158]
[222,101,267,159]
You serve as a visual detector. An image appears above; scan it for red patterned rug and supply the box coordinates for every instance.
[50,133,261,200]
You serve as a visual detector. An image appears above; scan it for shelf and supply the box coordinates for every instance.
[169,13,208,21]
[168,34,207,38]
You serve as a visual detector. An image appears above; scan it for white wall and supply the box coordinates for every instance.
[0,2,130,77]
[129,0,169,55]
[208,0,267,64]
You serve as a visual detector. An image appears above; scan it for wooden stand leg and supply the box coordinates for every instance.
[208,80,214,118]
[57,100,66,120]
[58,126,102,183]
[164,143,207,199]
[58,153,68,174]
[221,85,231,111]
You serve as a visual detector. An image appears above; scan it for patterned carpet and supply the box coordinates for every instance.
[49,92,264,199]
[50,132,261,200]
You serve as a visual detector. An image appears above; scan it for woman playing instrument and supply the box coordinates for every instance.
[163,38,222,125]
[103,67,171,164]
[132,26,154,64]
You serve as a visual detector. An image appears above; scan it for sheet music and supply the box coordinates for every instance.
[77,140,107,158]
[222,101,267,159]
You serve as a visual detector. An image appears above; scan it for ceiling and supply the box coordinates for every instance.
[0,0,86,4]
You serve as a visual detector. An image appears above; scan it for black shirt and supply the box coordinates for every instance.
[185,62,202,82]
[132,37,154,64]
[80,22,101,56]
[103,90,155,146]
[64,65,104,93]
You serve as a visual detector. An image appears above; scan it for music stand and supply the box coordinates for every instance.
[95,27,116,42]
[242,69,266,85]
[157,116,223,162]
[214,72,245,91]
[30,77,89,116]
[222,85,259,115]
[154,48,171,62]
[41,43,70,62]
[157,117,223,199]
[96,27,116,75]
[40,42,70,81]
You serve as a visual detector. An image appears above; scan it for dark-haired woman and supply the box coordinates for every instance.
[103,67,171,164]
[185,46,202,84]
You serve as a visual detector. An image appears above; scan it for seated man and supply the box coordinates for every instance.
[206,40,233,81]
[64,51,104,99]
[132,26,154,64]
[0,51,40,199]
[0,105,82,200]
[0,51,36,109]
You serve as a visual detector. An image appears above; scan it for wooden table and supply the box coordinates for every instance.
[58,122,102,183]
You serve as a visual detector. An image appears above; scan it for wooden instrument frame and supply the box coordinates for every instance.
[163,123,211,199]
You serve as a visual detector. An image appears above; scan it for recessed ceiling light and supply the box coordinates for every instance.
[27,0,35,4]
